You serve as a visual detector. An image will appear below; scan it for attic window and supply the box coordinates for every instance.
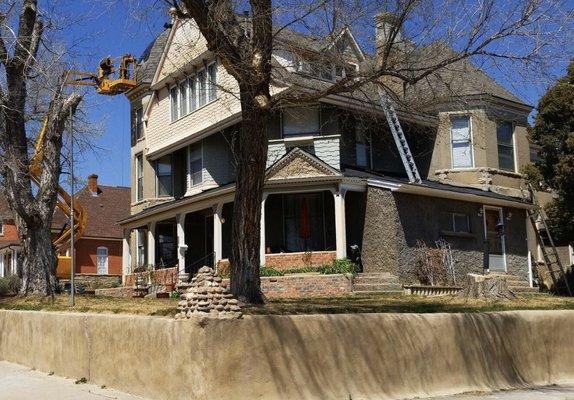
[297,57,357,82]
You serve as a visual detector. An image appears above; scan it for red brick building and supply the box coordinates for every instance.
[53,175,131,276]
[0,196,21,277]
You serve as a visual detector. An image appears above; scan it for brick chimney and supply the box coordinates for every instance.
[88,174,99,196]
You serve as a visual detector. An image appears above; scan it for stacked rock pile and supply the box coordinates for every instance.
[175,266,242,319]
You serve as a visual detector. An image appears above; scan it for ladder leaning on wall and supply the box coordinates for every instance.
[527,184,572,296]
[377,88,422,184]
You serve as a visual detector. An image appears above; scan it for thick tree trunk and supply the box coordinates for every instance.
[18,225,57,296]
[229,86,270,304]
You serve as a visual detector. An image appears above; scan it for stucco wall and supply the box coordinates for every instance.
[1,310,574,400]
[362,187,529,283]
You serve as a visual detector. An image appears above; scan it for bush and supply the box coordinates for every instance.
[0,275,22,296]
[259,266,284,277]
[319,259,357,275]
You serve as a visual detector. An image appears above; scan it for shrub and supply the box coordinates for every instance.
[259,266,284,277]
[319,259,357,275]
[0,275,21,296]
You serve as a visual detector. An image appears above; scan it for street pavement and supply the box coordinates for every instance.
[0,361,148,400]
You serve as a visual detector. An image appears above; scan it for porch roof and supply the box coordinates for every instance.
[343,168,535,209]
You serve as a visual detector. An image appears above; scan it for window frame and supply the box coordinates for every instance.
[169,61,218,123]
[355,127,372,169]
[187,142,203,189]
[0,219,4,236]
[155,154,174,198]
[450,115,475,169]
[452,213,471,233]
[496,121,516,172]
[136,229,147,268]
[96,246,109,275]
[134,107,144,141]
[135,153,144,202]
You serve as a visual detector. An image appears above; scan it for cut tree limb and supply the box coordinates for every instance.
[457,273,517,301]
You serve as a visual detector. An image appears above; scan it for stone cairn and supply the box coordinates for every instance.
[175,266,242,319]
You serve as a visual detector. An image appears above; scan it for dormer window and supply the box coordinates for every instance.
[497,121,515,172]
[170,61,218,122]
[450,116,474,169]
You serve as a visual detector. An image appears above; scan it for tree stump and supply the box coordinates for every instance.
[457,273,517,300]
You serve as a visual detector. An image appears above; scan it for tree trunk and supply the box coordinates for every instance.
[18,225,57,296]
[229,86,270,304]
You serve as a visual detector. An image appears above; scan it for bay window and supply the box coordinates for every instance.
[450,116,473,168]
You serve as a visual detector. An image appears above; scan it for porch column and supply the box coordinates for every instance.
[260,194,268,265]
[213,204,223,266]
[122,229,131,284]
[147,221,156,268]
[334,188,347,259]
[176,213,188,279]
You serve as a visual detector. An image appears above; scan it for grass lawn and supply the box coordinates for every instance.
[1,293,574,317]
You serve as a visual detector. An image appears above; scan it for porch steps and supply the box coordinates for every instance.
[353,273,403,294]
[506,276,540,294]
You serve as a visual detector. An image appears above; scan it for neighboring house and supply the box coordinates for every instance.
[0,195,21,278]
[52,175,131,276]
[119,12,541,288]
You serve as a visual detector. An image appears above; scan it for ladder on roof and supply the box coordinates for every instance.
[527,184,572,296]
[378,88,421,183]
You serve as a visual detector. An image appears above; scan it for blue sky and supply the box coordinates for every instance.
[58,0,572,189]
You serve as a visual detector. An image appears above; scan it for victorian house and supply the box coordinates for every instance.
[119,12,541,289]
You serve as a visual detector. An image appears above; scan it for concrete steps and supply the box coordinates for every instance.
[505,275,541,294]
[353,273,402,294]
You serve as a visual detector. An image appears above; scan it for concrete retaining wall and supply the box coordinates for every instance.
[1,310,574,400]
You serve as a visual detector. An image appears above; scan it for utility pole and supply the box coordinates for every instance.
[69,106,75,306]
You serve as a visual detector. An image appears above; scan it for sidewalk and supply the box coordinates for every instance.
[0,361,148,400]
[429,385,574,399]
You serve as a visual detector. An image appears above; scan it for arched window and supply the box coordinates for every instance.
[96,246,108,275]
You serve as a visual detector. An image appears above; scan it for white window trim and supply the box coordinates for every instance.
[0,219,4,236]
[96,246,109,275]
[169,61,218,124]
[450,114,475,169]
[136,229,146,268]
[135,153,144,202]
[155,154,174,198]
[496,120,517,173]
[187,141,204,191]
[135,107,144,141]
[452,212,471,233]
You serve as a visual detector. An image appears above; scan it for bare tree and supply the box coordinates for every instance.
[0,0,82,296]
[163,0,572,303]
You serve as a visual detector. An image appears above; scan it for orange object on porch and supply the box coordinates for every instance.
[299,198,311,239]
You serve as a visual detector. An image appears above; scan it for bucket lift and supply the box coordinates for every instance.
[32,54,138,277]
[64,54,138,95]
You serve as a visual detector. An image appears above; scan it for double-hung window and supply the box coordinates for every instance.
[136,154,144,201]
[156,155,173,197]
[355,128,371,168]
[441,212,471,233]
[169,62,217,122]
[188,143,202,187]
[135,108,143,140]
[96,247,108,275]
[450,116,473,168]
[497,121,515,171]
[136,229,147,268]
[282,106,320,137]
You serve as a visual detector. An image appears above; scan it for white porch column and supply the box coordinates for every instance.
[213,204,223,266]
[334,188,347,259]
[122,229,131,284]
[260,194,268,265]
[147,221,156,268]
[176,213,188,278]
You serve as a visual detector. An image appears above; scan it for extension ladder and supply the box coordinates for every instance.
[527,184,572,296]
[378,88,421,183]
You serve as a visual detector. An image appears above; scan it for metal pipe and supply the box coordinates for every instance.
[69,106,75,306]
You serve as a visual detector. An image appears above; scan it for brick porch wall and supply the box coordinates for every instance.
[264,251,337,270]
[260,274,352,298]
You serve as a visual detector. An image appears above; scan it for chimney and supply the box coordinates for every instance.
[88,174,99,196]
[375,12,403,62]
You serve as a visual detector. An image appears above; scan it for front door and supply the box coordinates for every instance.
[484,207,506,272]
